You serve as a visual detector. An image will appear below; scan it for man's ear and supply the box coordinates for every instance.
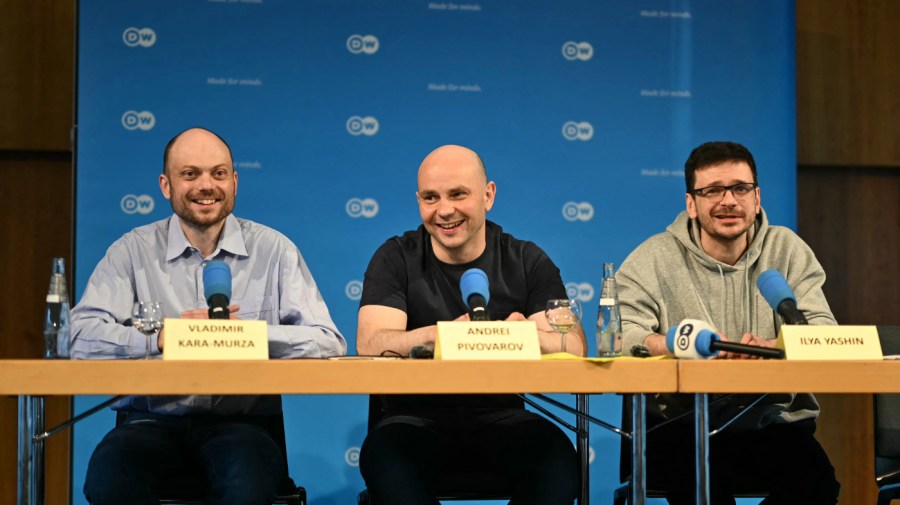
[159,173,171,200]
[686,193,697,219]
[754,186,761,215]
[484,181,496,212]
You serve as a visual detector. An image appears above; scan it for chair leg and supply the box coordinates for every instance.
[613,481,630,505]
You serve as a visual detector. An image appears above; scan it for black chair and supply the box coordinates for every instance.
[613,394,768,505]
[115,407,306,505]
[357,394,580,504]
[357,465,512,503]
[875,326,900,505]
[356,395,513,504]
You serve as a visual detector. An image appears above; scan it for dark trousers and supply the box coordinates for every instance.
[359,408,579,505]
[646,417,840,505]
[83,411,287,505]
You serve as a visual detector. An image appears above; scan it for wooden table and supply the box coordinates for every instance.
[0,358,677,395]
[678,360,900,505]
[2,358,678,505]
[679,359,900,393]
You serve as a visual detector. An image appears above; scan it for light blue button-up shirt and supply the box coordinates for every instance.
[71,214,346,415]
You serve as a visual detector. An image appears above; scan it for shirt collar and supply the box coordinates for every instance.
[165,214,248,261]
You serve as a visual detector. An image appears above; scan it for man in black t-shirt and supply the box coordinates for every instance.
[357,144,586,505]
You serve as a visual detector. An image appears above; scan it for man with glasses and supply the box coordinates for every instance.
[616,141,839,504]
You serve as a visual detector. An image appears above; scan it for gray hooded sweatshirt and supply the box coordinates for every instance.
[617,208,836,430]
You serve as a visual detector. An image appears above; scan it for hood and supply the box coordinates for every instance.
[662,208,770,338]
[665,208,769,273]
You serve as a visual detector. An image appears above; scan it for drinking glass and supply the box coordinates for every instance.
[545,299,582,353]
[132,301,163,359]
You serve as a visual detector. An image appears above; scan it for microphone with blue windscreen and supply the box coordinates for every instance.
[757,269,808,325]
[666,319,785,359]
[203,261,232,320]
[460,268,491,321]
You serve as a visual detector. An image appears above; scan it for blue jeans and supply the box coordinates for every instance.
[83,411,288,505]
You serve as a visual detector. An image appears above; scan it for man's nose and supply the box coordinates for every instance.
[437,200,455,217]
[719,188,740,205]
[196,172,215,190]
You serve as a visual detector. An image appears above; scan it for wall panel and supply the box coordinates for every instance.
[0,0,74,151]
[0,156,73,505]
[796,0,900,166]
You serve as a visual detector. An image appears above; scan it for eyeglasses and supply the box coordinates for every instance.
[689,182,757,199]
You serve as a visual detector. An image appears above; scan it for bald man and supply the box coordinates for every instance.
[357,145,585,505]
[71,127,345,505]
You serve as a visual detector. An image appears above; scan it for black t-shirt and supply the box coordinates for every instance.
[360,220,566,416]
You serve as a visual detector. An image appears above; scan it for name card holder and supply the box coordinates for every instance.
[435,321,541,360]
[163,318,269,360]
[776,325,883,360]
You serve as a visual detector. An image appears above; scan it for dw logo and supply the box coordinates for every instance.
[346,116,379,136]
[562,201,594,222]
[121,194,154,215]
[561,41,593,61]
[565,282,595,303]
[562,121,593,141]
[122,111,156,131]
[346,198,379,218]
[345,447,361,467]
[345,280,364,301]
[677,323,694,351]
[347,34,380,54]
[122,27,156,48]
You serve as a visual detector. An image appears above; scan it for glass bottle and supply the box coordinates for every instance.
[43,257,71,359]
[597,262,623,357]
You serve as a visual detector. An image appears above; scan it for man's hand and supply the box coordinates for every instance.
[179,305,241,319]
[715,332,775,360]
[157,305,241,351]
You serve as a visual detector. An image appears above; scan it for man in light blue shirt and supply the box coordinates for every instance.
[71,127,346,505]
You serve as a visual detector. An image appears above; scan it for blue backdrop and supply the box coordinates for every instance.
[74,1,795,503]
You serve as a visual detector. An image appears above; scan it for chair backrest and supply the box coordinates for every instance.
[875,327,900,485]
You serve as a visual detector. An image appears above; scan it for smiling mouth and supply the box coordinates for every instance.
[437,221,463,230]
[192,199,219,206]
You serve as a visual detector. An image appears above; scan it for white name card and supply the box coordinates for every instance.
[777,325,882,360]
[163,318,269,360]
[434,321,541,360]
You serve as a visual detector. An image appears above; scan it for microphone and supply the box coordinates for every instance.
[666,319,785,360]
[459,268,491,321]
[757,269,809,325]
[408,344,434,359]
[203,261,232,320]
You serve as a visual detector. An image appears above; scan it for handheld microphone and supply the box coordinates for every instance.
[666,319,785,360]
[460,268,491,321]
[203,261,232,320]
[757,269,808,325]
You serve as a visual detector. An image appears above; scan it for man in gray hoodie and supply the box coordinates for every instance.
[617,141,839,504]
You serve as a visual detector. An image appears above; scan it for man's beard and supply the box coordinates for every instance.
[171,191,234,229]
[698,208,754,242]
